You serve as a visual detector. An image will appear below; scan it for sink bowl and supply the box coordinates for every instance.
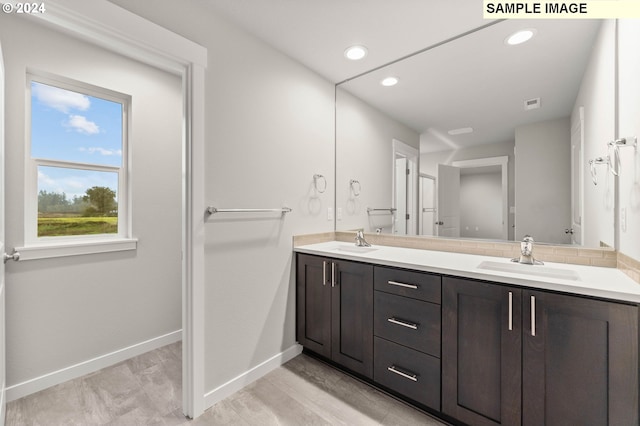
[330,245,379,254]
[476,261,581,281]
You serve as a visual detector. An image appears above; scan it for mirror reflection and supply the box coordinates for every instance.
[336,19,615,247]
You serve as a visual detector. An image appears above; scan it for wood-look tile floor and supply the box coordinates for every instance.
[6,343,447,425]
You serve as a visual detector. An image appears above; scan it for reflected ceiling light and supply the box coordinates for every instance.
[344,45,368,60]
[381,77,399,87]
[505,29,536,45]
[448,127,474,135]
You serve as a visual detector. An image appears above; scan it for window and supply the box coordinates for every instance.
[26,73,133,253]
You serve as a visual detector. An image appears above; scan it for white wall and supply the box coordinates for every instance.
[572,20,616,248]
[336,88,419,233]
[460,171,503,239]
[617,19,640,260]
[515,117,571,244]
[107,0,335,402]
[0,13,182,389]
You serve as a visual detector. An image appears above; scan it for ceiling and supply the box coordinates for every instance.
[200,0,492,83]
[340,19,601,152]
[199,1,602,152]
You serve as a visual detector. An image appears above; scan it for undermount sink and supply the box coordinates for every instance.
[330,245,379,254]
[476,260,581,281]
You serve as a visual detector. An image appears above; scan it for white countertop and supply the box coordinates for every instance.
[294,241,640,304]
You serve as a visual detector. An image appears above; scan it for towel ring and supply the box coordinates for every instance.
[350,179,361,197]
[607,137,637,176]
[313,174,327,193]
[588,156,609,185]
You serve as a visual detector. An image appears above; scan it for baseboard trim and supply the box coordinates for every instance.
[204,344,303,409]
[0,379,6,426]
[6,329,182,402]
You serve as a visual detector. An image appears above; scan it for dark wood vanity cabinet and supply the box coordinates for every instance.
[522,290,639,426]
[297,252,640,426]
[296,254,374,378]
[443,276,639,426]
[442,277,523,426]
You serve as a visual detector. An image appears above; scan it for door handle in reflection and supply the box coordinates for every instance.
[3,249,20,264]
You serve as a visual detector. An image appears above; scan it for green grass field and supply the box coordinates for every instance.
[38,216,118,237]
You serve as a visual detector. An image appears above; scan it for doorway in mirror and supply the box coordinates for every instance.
[392,139,418,235]
[419,174,436,236]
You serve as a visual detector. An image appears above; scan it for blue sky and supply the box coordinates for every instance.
[31,81,122,199]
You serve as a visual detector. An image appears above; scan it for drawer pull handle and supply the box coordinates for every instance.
[387,280,418,289]
[387,365,418,382]
[387,317,418,330]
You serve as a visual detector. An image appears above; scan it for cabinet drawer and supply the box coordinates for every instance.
[375,291,440,357]
[374,266,441,304]
[374,337,440,410]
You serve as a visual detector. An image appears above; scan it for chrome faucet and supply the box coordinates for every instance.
[355,230,371,247]
[512,235,543,265]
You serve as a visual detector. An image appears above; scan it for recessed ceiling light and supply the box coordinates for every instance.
[505,29,536,46]
[344,45,368,61]
[381,77,399,87]
[448,127,474,135]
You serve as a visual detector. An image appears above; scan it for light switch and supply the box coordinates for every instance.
[327,207,333,221]
[621,207,627,232]
[337,207,343,221]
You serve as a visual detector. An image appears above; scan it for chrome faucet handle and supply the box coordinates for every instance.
[355,230,371,247]
[521,235,534,256]
[512,235,542,264]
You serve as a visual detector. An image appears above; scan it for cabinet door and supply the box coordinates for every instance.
[442,277,522,426]
[523,291,639,426]
[296,254,331,358]
[332,259,374,378]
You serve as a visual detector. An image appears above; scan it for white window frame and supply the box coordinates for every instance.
[20,71,136,260]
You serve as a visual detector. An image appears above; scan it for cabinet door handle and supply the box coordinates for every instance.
[387,280,418,290]
[323,261,327,286]
[531,295,536,337]
[508,291,513,331]
[387,365,418,382]
[331,262,336,288]
[387,317,418,330]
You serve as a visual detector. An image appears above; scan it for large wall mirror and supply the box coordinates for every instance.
[336,19,616,248]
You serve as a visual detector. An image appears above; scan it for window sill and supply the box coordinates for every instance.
[15,238,138,261]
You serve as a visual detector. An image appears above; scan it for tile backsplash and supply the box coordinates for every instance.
[618,251,640,283]
[293,231,640,284]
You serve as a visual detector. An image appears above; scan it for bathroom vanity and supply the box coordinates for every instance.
[295,242,640,426]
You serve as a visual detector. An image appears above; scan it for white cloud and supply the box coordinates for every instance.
[38,170,85,198]
[66,115,100,135]
[32,83,90,113]
[78,147,122,156]
[37,169,57,188]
